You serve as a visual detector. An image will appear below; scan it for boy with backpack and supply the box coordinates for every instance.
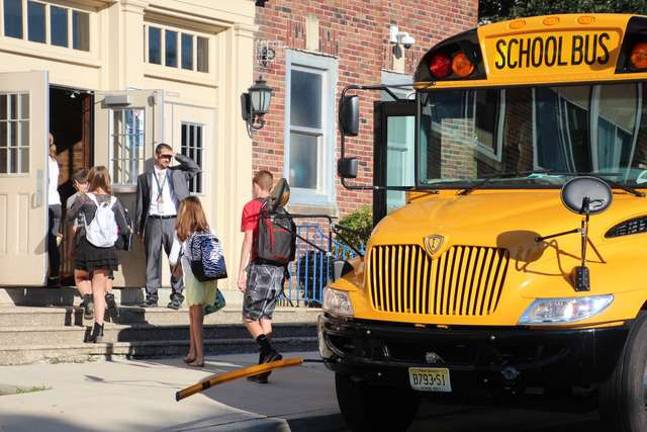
[238,170,295,383]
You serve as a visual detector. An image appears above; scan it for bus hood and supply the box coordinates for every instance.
[372,189,637,247]
[344,189,647,326]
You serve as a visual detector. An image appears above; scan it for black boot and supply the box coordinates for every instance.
[87,322,104,343]
[81,294,94,321]
[105,292,119,323]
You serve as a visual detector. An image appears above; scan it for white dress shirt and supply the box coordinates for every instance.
[149,166,177,216]
[48,157,61,206]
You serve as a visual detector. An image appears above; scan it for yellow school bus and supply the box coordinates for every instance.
[320,14,647,432]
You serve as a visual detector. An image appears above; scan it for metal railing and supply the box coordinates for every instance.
[279,223,362,308]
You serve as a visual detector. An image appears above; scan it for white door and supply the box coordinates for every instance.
[0,71,49,285]
[94,89,164,288]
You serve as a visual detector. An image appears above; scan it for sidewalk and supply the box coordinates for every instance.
[0,351,344,432]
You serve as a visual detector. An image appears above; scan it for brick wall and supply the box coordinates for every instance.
[253,0,478,217]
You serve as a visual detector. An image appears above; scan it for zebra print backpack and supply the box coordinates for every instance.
[188,231,228,282]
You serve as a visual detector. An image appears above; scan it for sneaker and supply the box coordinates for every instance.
[81,294,94,320]
[105,293,119,323]
[167,297,182,310]
[141,298,158,308]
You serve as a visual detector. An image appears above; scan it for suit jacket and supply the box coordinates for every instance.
[135,154,201,235]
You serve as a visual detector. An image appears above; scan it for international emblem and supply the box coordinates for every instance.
[424,234,445,257]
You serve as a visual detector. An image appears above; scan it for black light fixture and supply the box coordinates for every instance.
[241,76,273,136]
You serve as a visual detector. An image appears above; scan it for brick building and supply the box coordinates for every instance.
[251,0,478,218]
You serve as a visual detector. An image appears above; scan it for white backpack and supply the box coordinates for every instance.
[85,193,119,248]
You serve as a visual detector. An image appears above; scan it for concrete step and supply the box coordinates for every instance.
[0,336,318,366]
[0,286,245,307]
[0,322,317,346]
[0,305,322,327]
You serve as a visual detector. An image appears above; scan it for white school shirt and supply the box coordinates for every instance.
[149,166,177,216]
[48,157,61,206]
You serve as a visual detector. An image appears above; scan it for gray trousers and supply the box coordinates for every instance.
[144,216,184,301]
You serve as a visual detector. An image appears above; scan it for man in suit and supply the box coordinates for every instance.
[135,143,201,309]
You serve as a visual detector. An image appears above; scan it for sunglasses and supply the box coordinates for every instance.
[159,154,173,160]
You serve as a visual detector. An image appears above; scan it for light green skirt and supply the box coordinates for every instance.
[184,265,217,306]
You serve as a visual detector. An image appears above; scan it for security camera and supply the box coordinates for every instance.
[401,34,416,49]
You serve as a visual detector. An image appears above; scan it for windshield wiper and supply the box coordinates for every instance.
[547,171,645,198]
[457,170,553,196]
[458,170,646,198]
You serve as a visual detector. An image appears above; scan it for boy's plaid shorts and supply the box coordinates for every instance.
[243,263,284,320]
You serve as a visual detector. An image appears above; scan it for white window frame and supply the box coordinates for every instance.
[144,23,210,74]
[1,0,91,52]
[109,108,146,187]
[180,121,205,195]
[284,50,337,206]
[0,92,30,176]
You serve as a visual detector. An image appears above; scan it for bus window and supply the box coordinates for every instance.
[386,115,415,212]
[418,83,647,188]
[594,83,640,172]
[534,86,590,172]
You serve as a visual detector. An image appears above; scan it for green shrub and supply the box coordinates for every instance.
[335,206,372,252]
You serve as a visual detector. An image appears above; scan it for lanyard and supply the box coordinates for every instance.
[153,170,168,201]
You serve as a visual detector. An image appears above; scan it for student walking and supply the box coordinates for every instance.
[67,166,130,343]
[170,197,219,368]
[238,170,283,384]
[135,143,201,309]
[47,134,62,287]
[66,168,93,318]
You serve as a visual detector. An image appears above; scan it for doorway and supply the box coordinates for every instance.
[49,86,93,285]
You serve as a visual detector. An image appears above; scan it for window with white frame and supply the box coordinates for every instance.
[110,109,145,186]
[180,122,203,194]
[285,51,337,205]
[2,0,90,51]
[145,23,209,73]
[0,93,30,174]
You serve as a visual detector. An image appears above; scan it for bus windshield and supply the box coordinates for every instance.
[418,82,647,188]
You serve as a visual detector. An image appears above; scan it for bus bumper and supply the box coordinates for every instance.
[318,314,630,394]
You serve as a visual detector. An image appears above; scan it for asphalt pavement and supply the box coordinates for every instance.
[0,351,607,432]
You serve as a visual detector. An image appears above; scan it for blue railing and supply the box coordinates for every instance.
[279,223,362,308]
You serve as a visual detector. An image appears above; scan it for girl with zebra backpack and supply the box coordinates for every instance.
[170,196,226,368]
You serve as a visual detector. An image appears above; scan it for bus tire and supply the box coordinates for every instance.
[599,312,647,432]
[335,372,420,432]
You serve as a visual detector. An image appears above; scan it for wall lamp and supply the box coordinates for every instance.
[241,77,273,137]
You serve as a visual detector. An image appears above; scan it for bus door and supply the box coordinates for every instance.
[0,71,49,285]
[373,99,416,225]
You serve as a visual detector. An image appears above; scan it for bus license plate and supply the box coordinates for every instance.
[408,367,452,392]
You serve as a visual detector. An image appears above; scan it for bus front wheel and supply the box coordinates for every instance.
[599,313,647,432]
[335,372,420,432]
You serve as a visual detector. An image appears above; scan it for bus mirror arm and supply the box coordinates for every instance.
[572,199,592,292]
[338,83,413,191]
[535,198,593,292]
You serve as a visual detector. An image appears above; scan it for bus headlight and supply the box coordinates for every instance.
[323,287,354,318]
[519,295,613,325]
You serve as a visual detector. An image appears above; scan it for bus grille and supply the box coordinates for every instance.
[367,245,509,316]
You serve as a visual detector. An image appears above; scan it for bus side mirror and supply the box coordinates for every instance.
[340,95,359,136]
[338,158,358,179]
[560,176,612,292]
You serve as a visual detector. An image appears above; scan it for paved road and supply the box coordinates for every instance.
[0,350,606,432]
